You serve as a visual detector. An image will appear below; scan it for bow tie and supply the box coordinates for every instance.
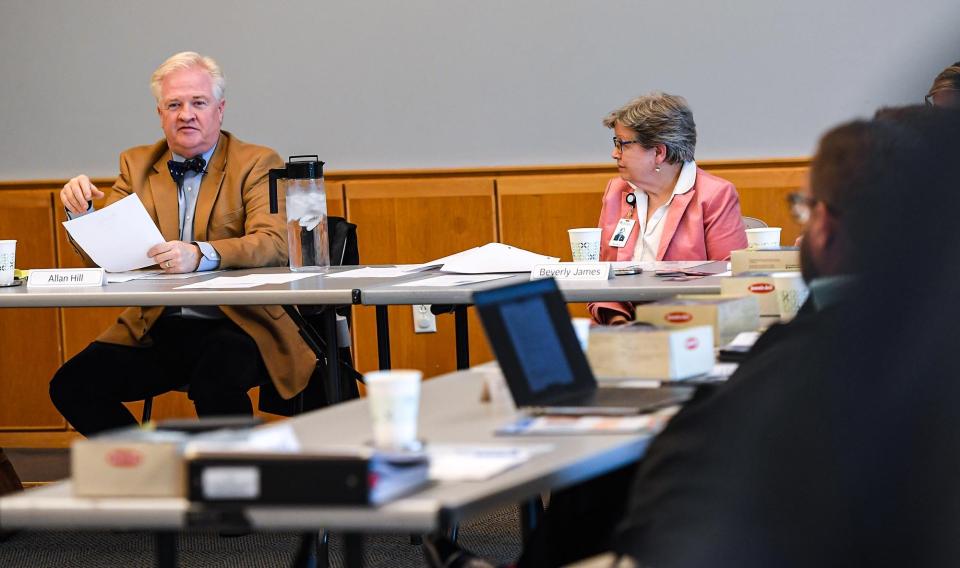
[167,156,207,187]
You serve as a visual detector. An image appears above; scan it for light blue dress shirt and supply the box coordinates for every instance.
[171,144,220,272]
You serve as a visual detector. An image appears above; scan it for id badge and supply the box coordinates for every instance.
[609,218,636,248]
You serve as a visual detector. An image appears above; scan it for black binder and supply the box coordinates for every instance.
[187,450,429,506]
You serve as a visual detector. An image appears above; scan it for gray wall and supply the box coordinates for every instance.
[1,0,958,180]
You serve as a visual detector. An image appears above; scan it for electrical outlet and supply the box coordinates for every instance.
[413,304,437,333]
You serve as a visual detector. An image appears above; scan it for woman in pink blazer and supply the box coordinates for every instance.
[589,93,747,324]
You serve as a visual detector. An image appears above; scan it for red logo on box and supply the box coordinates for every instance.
[685,337,699,350]
[665,312,693,323]
[748,282,775,294]
[106,448,143,468]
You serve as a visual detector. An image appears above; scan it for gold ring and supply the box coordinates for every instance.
[165,261,171,268]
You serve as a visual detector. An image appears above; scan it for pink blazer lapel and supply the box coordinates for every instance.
[617,187,641,261]
[657,192,694,260]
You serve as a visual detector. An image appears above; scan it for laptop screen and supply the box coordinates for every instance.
[474,278,597,406]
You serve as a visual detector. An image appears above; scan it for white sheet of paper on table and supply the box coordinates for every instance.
[138,270,225,281]
[105,270,162,283]
[62,194,166,272]
[426,444,550,481]
[394,274,513,287]
[404,243,559,274]
[325,267,424,279]
[610,260,713,271]
[174,273,319,289]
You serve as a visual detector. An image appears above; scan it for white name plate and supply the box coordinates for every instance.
[27,268,105,288]
[530,262,612,281]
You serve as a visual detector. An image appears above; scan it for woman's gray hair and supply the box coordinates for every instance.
[603,92,697,164]
[150,51,225,103]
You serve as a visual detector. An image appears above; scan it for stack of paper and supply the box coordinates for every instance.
[406,243,559,274]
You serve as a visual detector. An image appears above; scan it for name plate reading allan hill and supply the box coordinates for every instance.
[27,268,105,288]
[530,262,612,281]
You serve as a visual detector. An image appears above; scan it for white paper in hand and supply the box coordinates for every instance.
[62,194,166,272]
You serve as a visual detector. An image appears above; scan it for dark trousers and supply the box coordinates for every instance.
[49,316,269,437]
[0,448,22,496]
[516,462,638,568]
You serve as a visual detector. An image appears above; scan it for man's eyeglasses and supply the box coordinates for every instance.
[612,137,644,153]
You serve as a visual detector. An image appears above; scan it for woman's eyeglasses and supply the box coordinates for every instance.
[612,137,644,153]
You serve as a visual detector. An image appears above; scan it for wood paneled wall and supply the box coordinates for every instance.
[0,159,808,447]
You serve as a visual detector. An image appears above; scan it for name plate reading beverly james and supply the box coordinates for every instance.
[27,268,105,288]
[530,263,612,281]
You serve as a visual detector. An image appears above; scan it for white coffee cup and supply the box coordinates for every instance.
[568,228,602,262]
[364,369,423,451]
[571,317,592,351]
[772,272,809,321]
[745,227,782,249]
[0,240,16,286]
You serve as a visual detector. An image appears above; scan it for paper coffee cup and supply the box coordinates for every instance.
[0,240,16,286]
[364,369,422,451]
[772,272,809,321]
[568,228,602,262]
[745,227,782,249]
[571,317,591,351]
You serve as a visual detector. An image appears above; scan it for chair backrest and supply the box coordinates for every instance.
[742,216,768,230]
[257,215,362,417]
[328,216,359,266]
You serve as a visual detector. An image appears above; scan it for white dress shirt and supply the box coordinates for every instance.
[631,160,697,262]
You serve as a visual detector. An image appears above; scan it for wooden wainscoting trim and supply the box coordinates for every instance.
[0,157,811,190]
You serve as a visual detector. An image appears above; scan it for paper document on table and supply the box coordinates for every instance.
[728,331,760,348]
[611,260,710,271]
[426,444,549,481]
[401,250,475,272]
[185,423,302,454]
[497,408,677,436]
[407,243,559,274]
[325,267,418,278]
[62,194,166,272]
[175,273,318,289]
[105,270,161,283]
[395,274,513,287]
[139,270,225,280]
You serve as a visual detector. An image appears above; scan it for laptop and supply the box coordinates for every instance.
[474,278,692,416]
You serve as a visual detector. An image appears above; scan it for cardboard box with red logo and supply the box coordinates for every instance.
[730,247,801,275]
[632,295,761,346]
[72,429,188,497]
[587,324,714,380]
[720,273,781,316]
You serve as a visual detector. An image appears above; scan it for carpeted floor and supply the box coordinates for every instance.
[0,505,523,567]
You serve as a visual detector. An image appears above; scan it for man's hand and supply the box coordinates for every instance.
[60,175,105,215]
[149,241,201,273]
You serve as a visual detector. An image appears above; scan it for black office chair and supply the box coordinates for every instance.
[141,216,361,423]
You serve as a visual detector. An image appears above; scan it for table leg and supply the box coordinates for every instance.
[292,530,328,568]
[454,305,469,370]
[321,310,342,404]
[520,495,545,546]
[318,530,330,568]
[345,533,364,567]
[376,306,391,370]
[155,531,177,568]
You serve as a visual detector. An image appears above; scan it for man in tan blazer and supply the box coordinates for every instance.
[49,51,314,436]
